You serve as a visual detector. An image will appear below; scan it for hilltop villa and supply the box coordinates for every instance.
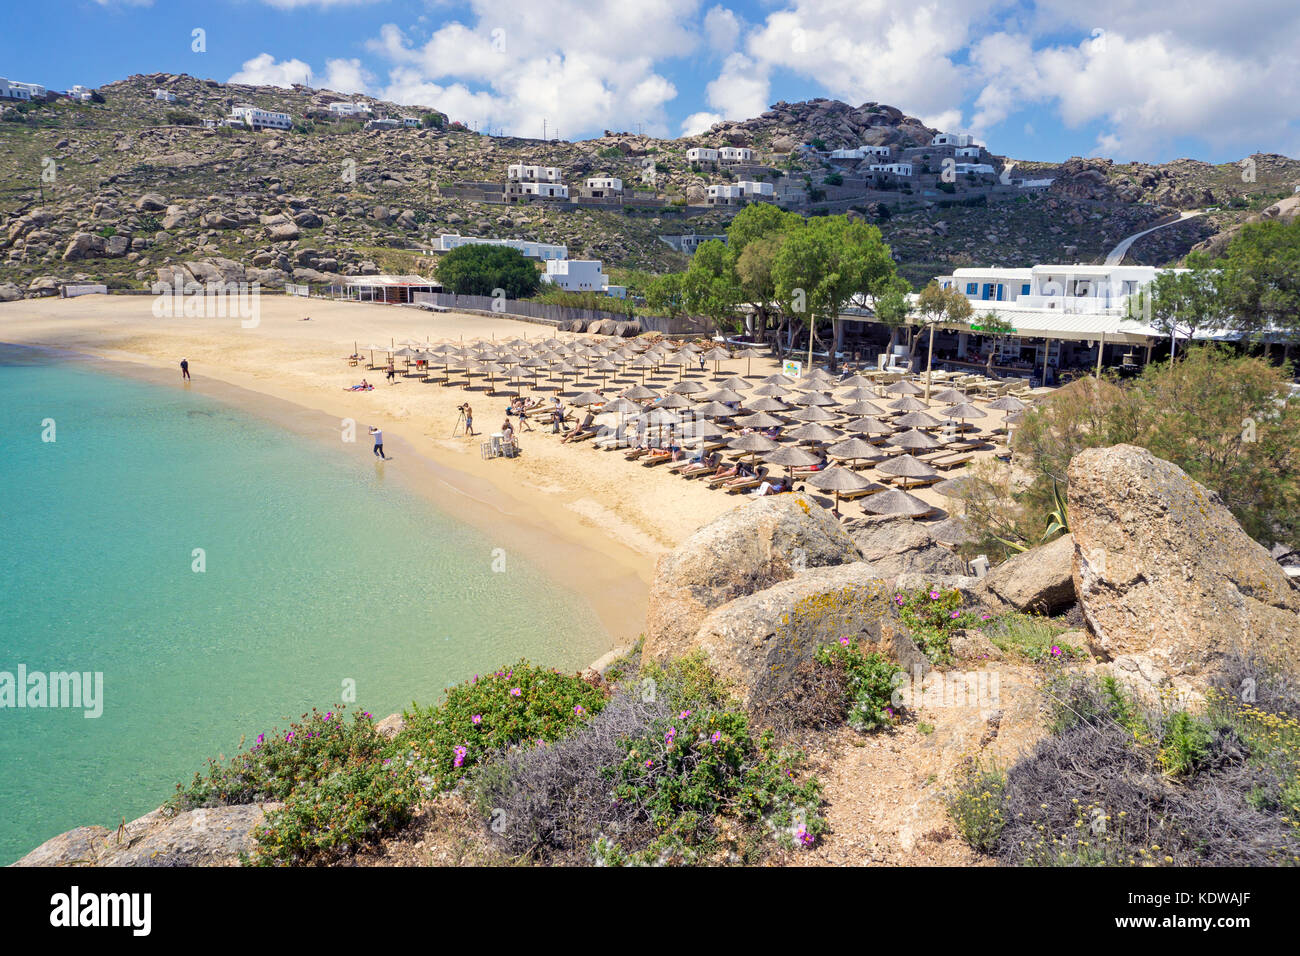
[435,233,568,260]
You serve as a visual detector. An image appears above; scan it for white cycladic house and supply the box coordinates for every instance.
[508,164,562,183]
[931,132,974,147]
[328,101,372,116]
[718,146,755,164]
[829,145,891,160]
[955,146,982,160]
[870,163,914,177]
[230,105,292,130]
[436,233,568,260]
[954,163,996,176]
[365,117,402,130]
[542,259,609,293]
[402,117,420,127]
[153,89,178,102]
[736,180,774,198]
[515,181,569,199]
[707,184,742,204]
[586,176,622,192]
[687,147,719,163]
[2,79,46,100]
[67,85,94,102]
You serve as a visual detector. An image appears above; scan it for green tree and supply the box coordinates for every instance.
[1213,219,1300,345]
[1129,251,1223,358]
[645,272,687,318]
[772,215,897,371]
[435,245,540,298]
[959,348,1300,558]
[911,280,973,366]
[869,274,913,354]
[680,239,744,332]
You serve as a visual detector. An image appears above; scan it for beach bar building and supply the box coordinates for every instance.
[333,275,442,304]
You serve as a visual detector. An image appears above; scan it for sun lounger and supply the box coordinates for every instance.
[838,485,883,501]
[887,474,942,489]
[624,447,653,460]
[725,478,762,493]
[642,452,678,467]
[705,470,743,488]
[931,453,975,470]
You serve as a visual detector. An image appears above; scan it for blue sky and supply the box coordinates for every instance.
[3,0,1297,163]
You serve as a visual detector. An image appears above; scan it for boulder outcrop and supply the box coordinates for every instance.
[644,493,863,661]
[1068,445,1300,686]
[979,533,1076,614]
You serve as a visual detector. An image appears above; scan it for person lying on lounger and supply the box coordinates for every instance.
[345,379,373,391]
[561,411,597,443]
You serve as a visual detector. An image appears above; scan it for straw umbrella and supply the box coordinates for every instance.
[746,395,790,413]
[701,346,732,375]
[788,405,839,423]
[718,376,750,392]
[753,383,793,398]
[734,347,764,377]
[932,387,969,404]
[840,399,887,417]
[621,384,659,403]
[591,358,619,390]
[735,411,785,430]
[843,415,894,436]
[893,410,943,430]
[839,386,882,401]
[701,387,745,404]
[728,432,780,466]
[805,465,878,516]
[862,487,936,518]
[940,402,988,432]
[877,453,939,489]
[791,390,838,407]
[692,400,738,419]
[933,474,978,499]
[837,373,875,388]
[570,391,606,407]
[788,422,842,452]
[827,436,880,469]
[987,395,1027,433]
[887,379,925,396]
[668,380,708,396]
[763,444,822,484]
[892,428,942,452]
[888,395,930,412]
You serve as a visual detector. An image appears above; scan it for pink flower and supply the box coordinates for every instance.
[453,745,467,768]
[574,704,585,715]
[839,636,850,646]
[471,714,482,725]
[1050,645,1062,657]
[929,590,940,600]
[980,613,991,621]
[710,731,722,743]
[509,687,522,697]
[679,710,691,719]
[950,610,960,619]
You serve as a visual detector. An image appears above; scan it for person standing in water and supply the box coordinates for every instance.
[369,426,387,460]
[180,358,190,381]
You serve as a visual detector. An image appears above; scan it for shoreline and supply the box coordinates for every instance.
[2,339,651,648]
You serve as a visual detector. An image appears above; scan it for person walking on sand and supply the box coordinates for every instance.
[463,402,475,437]
[180,358,190,381]
[369,426,387,460]
[386,362,396,383]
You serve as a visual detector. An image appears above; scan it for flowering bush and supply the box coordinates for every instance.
[170,707,383,808]
[816,637,904,733]
[895,585,979,664]
[400,660,607,791]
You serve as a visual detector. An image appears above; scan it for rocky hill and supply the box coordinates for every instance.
[1,76,1296,298]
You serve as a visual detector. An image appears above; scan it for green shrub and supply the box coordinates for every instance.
[250,753,422,865]
[1158,710,1214,776]
[816,637,903,732]
[171,707,384,808]
[982,612,1081,663]
[948,762,1006,851]
[435,243,540,297]
[399,661,607,791]
[894,585,979,664]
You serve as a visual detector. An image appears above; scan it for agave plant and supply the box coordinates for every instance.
[1042,479,1070,541]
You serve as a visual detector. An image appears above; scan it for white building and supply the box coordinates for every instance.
[67,85,94,102]
[955,146,982,160]
[707,184,742,204]
[931,133,974,147]
[402,116,420,128]
[584,176,623,198]
[687,147,719,164]
[953,163,996,176]
[436,234,568,261]
[153,89,178,103]
[513,181,569,199]
[1,78,45,100]
[507,164,562,183]
[736,180,774,198]
[365,117,402,131]
[718,146,755,164]
[542,259,610,293]
[829,145,891,160]
[870,163,914,177]
[934,264,1177,312]
[328,101,372,117]
[230,105,292,130]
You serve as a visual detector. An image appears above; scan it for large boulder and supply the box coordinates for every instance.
[0,282,22,302]
[62,232,104,261]
[979,533,1076,614]
[644,492,863,661]
[1068,445,1300,686]
[12,803,277,867]
[685,562,903,708]
[847,515,967,579]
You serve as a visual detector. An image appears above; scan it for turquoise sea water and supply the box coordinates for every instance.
[0,347,610,864]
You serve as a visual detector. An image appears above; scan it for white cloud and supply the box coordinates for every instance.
[229,53,315,88]
[362,0,699,138]
[703,5,741,55]
[681,111,723,135]
[703,52,770,120]
[258,0,383,9]
[320,58,375,95]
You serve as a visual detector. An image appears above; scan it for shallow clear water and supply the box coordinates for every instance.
[0,348,609,863]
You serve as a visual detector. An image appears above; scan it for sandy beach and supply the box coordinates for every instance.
[0,293,1018,645]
